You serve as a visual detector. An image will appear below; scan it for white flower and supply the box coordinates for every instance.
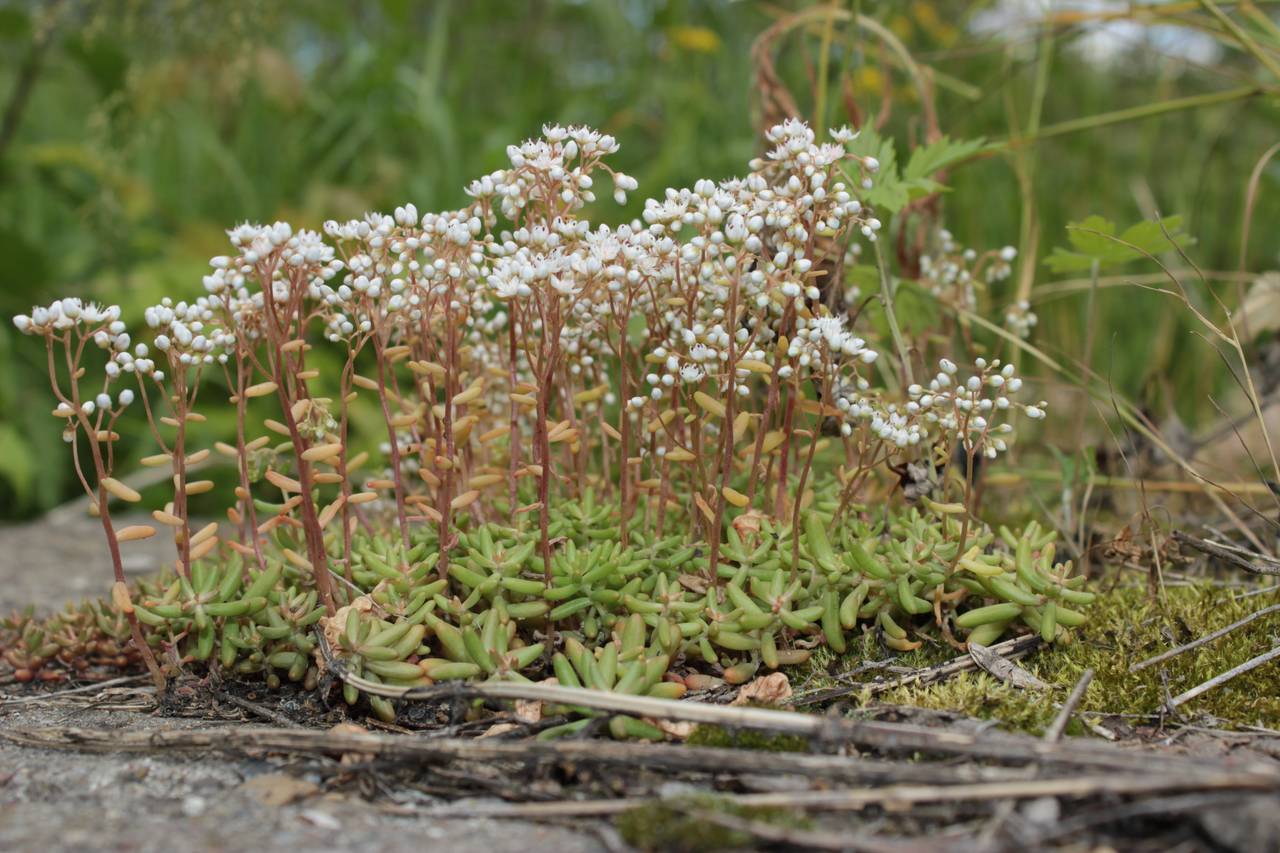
[679,364,705,384]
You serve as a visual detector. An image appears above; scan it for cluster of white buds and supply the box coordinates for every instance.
[792,315,878,367]
[12,300,143,440]
[13,298,122,336]
[467,124,629,221]
[919,231,1016,313]
[989,245,1018,282]
[609,120,880,420]
[144,298,231,367]
[1004,298,1039,339]
[227,221,296,264]
[220,222,343,311]
[112,344,160,380]
[67,384,137,419]
[867,403,927,448]
[908,357,1045,458]
[822,377,926,447]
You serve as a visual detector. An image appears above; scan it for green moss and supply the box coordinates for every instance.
[822,582,1280,732]
[615,795,808,852]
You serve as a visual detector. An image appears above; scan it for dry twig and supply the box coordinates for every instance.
[794,635,1042,706]
[1130,602,1280,672]
[1173,530,1280,576]
[381,773,1268,819]
[1045,668,1094,742]
[1167,644,1280,710]
[0,724,1021,786]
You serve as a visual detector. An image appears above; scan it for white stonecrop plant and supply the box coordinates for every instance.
[14,119,1045,593]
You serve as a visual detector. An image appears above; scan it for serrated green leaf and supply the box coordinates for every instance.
[845,126,909,213]
[1119,215,1191,256]
[902,136,990,183]
[1064,214,1118,257]
[865,180,910,213]
[1045,215,1192,273]
[848,131,987,214]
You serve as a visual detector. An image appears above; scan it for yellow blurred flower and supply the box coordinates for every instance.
[668,26,721,53]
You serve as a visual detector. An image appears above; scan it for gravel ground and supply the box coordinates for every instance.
[0,512,175,615]
[0,513,609,853]
[0,705,608,853]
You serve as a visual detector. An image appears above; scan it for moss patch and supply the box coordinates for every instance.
[615,795,809,852]
[817,582,1280,732]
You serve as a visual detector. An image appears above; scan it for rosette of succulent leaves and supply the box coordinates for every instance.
[8,120,1088,726]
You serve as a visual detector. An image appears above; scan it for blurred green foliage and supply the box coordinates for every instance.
[2,0,1278,518]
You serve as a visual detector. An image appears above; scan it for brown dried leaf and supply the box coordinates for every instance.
[652,718,697,739]
[514,678,556,723]
[968,642,1050,691]
[328,722,374,765]
[677,573,709,594]
[238,772,319,807]
[1241,272,1280,338]
[731,672,793,707]
[314,596,375,673]
[731,509,768,549]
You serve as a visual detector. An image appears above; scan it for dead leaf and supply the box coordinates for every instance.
[677,573,708,594]
[479,723,521,738]
[731,509,767,547]
[328,722,373,765]
[652,718,697,739]
[315,596,374,671]
[1241,272,1280,339]
[515,677,556,722]
[298,809,342,830]
[731,672,793,707]
[238,772,319,807]
[968,642,1049,691]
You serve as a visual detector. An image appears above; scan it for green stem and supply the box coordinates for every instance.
[873,240,912,390]
[1009,85,1264,146]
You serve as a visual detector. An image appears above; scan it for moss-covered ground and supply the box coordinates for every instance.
[800,580,1280,733]
[615,795,813,851]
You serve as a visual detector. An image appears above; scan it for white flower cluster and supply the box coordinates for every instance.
[1003,298,1038,339]
[12,299,142,420]
[908,357,1046,458]
[16,120,1042,499]
[190,121,901,451]
[610,121,879,412]
[792,315,878,368]
[13,298,120,335]
[468,124,633,216]
[919,231,1016,312]
[144,298,233,368]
